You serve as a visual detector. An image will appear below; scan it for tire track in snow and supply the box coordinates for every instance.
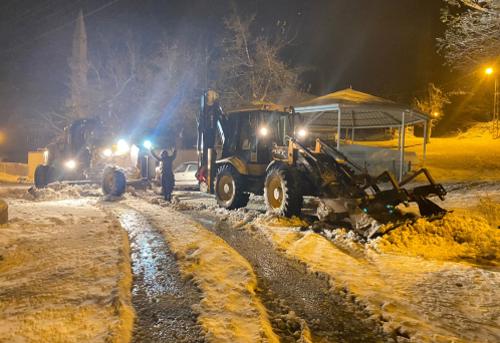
[111,206,205,343]
[187,211,390,343]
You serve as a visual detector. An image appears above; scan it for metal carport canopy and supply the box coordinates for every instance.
[293,88,429,129]
[292,88,431,181]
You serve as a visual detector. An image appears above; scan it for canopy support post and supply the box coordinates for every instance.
[422,120,428,166]
[337,108,342,150]
[352,128,355,141]
[399,111,406,182]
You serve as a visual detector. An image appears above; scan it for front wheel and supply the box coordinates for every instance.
[214,164,249,209]
[264,164,303,217]
[102,167,126,196]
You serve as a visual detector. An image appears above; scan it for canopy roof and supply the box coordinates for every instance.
[293,88,429,129]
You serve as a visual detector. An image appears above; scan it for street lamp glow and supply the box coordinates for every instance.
[432,112,440,118]
[485,67,494,75]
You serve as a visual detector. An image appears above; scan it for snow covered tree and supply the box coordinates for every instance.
[215,10,300,108]
[414,83,451,140]
[437,0,500,70]
[414,83,451,120]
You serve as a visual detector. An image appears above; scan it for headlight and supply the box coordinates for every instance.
[143,140,153,149]
[64,159,77,170]
[297,128,308,138]
[102,148,112,157]
[116,139,130,155]
[258,126,269,137]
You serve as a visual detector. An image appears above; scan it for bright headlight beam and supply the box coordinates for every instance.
[64,159,77,170]
[259,126,269,137]
[143,140,153,149]
[103,148,112,157]
[297,128,307,138]
[116,139,130,155]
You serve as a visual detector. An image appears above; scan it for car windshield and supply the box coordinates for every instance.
[186,164,198,172]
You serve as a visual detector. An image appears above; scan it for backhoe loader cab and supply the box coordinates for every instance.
[206,106,294,208]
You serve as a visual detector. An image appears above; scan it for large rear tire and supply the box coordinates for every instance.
[215,164,249,209]
[264,164,303,217]
[34,165,49,188]
[102,167,126,196]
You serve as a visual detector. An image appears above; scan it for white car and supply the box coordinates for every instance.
[173,161,199,189]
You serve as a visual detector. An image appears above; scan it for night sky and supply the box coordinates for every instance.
[0,0,449,146]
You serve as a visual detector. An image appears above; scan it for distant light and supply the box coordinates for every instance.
[297,128,307,138]
[143,140,153,149]
[64,159,77,170]
[259,126,269,137]
[432,112,440,118]
[485,67,494,75]
[102,148,112,157]
[116,139,130,155]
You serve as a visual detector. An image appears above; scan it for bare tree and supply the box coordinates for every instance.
[216,10,300,108]
[414,83,451,140]
[414,83,451,120]
[437,0,500,70]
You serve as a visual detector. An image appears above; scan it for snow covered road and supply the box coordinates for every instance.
[0,182,498,342]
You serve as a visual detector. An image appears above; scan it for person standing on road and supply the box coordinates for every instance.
[150,146,177,201]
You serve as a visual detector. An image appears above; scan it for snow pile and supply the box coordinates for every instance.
[23,183,102,201]
[457,122,495,139]
[375,213,499,265]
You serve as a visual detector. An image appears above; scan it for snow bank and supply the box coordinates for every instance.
[124,198,279,343]
[375,213,499,266]
[0,199,134,342]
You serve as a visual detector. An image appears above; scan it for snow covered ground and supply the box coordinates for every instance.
[0,195,133,343]
[166,180,499,342]
[122,197,279,343]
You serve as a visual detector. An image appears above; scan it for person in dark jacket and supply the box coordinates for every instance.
[150,147,177,201]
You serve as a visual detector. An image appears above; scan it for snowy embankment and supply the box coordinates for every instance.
[0,196,134,342]
[124,198,279,343]
[363,122,500,181]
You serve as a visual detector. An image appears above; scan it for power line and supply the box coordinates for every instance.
[0,0,121,57]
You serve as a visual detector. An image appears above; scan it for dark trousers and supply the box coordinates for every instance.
[162,172,174,201]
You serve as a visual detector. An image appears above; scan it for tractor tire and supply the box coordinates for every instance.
[102,167,126,196]
[264,164,303,217]
[214,164,249,209]
[34,165,49,188]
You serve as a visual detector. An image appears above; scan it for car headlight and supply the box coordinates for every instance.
[64,159,77,170]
